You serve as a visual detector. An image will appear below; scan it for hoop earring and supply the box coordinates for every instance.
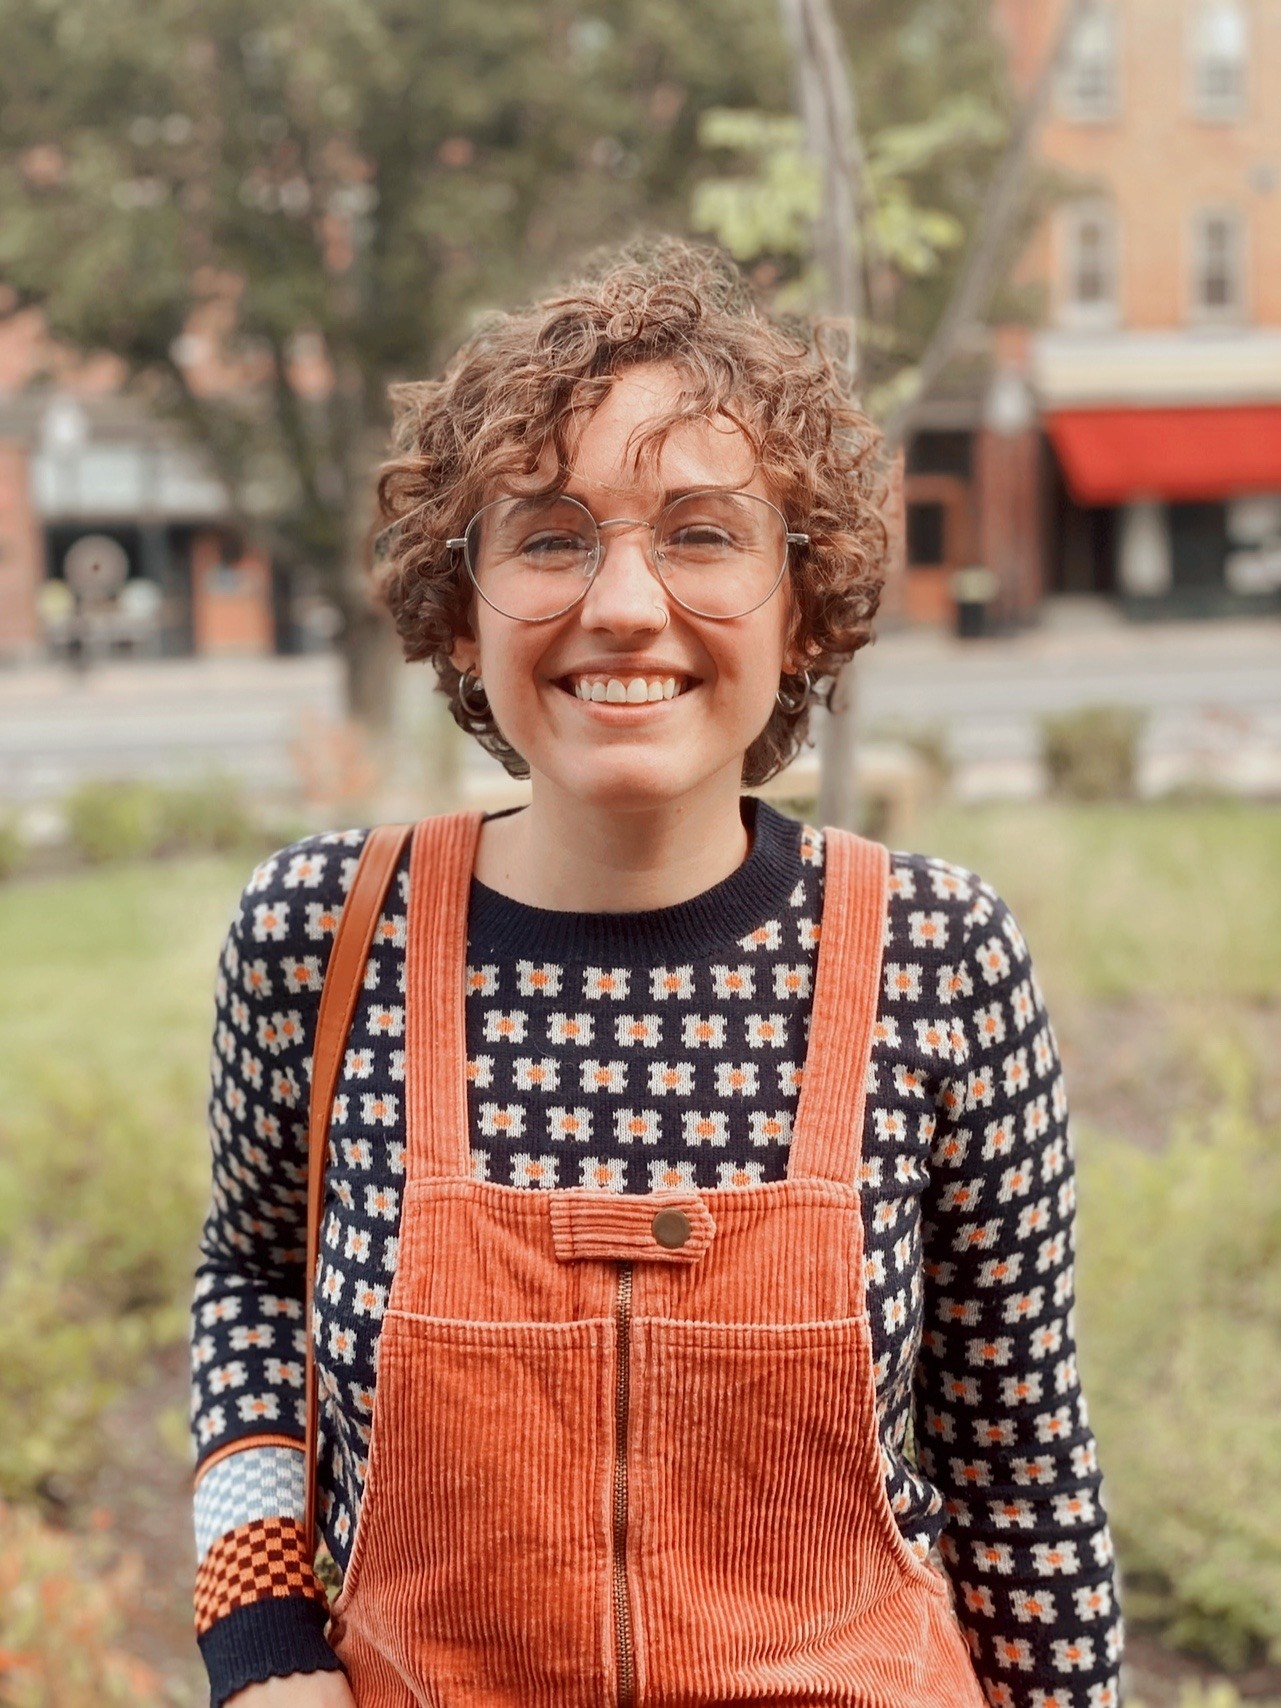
[457,668,489,718]
[775,670,813,715]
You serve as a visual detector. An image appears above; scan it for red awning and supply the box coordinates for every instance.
[1046,405,1281,506]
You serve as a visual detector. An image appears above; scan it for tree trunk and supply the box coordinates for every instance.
[338,593,399,734]
[818,665,858,831]
[778,0,870,830]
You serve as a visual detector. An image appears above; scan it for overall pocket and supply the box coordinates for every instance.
[625,1314,949,1704]
[330,1309,617,1703]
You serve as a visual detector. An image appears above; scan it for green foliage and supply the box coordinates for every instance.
[1076,1043,1281,1667]
[0,855,238,1497]
[61,775,257,867]
[0,1077,208,1503]
[64,780,165,865]
[153,774,255,855]
[692,92,988,306]
[0,811,23,881]
[920,801,1281,1003]
[0,1500,169,1704]
[689,0,1017,390]
[691,110,820,267]
[1041,705,1146,801]
[0,0,791,605]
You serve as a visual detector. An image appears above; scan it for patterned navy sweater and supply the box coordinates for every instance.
[190,798,1122,1706]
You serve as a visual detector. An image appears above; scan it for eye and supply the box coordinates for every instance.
[666,524,735,550]
[519,530,594,555]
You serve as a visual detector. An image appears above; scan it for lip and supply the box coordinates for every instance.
[552,658,701,681]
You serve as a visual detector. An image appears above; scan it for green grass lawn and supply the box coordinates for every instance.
[917,799,1281,1004]
[1,803,1279,1679]
[0,853,249,1128]
[0,854,249,1502]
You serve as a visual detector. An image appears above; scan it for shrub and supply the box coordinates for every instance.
[1041,705,1146,800]
[1076,1041,1281,1668]
[0,813,23,881]
[61,776,265,867]
[154,775,254,856]
[0,1500,169,1705]
[64,780,165,865]
[0,1079,206,1504]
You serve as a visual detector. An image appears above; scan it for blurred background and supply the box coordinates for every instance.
[0,0,1278,1702]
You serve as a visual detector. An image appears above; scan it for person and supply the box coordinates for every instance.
[189,240,1123,1707]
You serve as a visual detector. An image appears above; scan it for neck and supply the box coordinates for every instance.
[474,770,751,913]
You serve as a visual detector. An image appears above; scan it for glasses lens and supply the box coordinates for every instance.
[466,495,598,619]
[655,492,788,618]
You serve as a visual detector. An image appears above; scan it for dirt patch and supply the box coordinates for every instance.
[1055,996,1280,1150]
[1126,1629,1281,1705]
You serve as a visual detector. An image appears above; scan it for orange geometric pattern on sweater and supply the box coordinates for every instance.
[194,1515,327,1635]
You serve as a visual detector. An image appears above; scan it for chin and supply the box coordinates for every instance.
[534,750,727,813]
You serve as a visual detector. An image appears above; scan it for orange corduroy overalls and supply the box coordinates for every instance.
[325,811,987,1706]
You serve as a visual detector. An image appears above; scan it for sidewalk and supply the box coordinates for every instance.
[2,612,1278,806]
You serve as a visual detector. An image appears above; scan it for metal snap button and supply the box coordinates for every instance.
[651,1207,691,1250]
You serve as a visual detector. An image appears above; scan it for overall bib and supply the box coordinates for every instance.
[325,811,986,1706]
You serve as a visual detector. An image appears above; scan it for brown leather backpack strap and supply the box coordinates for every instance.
[303,823,412,1554]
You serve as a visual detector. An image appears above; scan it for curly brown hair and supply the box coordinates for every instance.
[373,237,888,787]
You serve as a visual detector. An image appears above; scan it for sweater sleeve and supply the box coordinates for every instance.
[189,832,368,1704]
[915,880,1123,1707]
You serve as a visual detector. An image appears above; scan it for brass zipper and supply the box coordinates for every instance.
[612,1261,636,1708]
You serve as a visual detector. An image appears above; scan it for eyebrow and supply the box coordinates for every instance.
[557,482,743,511]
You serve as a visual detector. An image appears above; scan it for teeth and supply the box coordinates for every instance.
[572,675,685,703]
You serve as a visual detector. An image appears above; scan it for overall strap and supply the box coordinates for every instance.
[303,823,411,1553]
[404,810,486,1181]
[786,828,890,1186]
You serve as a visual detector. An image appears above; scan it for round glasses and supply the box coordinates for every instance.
[446,489,808,623]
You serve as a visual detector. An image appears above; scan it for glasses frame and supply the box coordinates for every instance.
[446,488,809,624]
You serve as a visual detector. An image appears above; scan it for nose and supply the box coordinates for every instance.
[577,519,670,634]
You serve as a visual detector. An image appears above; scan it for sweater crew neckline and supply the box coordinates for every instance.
[466,797,805,963]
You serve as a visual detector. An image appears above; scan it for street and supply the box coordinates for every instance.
[1,607,1278,810]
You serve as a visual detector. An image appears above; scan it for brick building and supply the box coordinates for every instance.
[900,0,1281,626]
[0,314,282,663]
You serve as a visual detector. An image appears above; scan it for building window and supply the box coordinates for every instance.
[1061,201,1120,328]
[1190,208,1246,321]
[1190,0,1247,120]
[1059,4,1120,122]
[906,501,947,568]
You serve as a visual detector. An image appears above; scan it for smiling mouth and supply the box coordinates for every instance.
[556,673,697,704]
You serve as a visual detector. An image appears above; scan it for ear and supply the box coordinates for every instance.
[778,580,817,678]
[781,636,820,677]
[450,635,479,677]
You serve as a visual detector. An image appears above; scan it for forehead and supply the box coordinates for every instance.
[556,363,761,498]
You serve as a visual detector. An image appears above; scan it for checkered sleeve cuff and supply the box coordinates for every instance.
[198,1589,344,1708]
[194,1514,330,1635]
